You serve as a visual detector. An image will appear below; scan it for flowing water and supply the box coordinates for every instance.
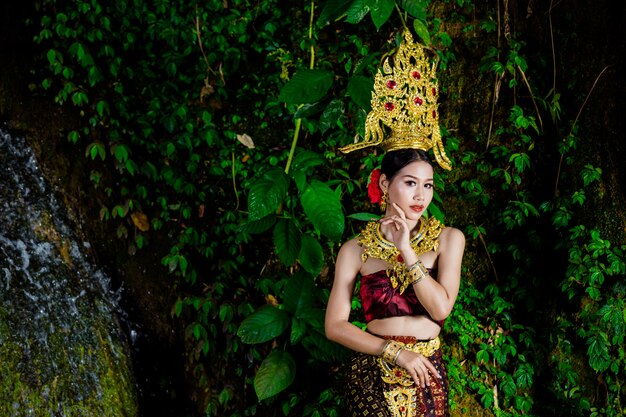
[0,125,137,415]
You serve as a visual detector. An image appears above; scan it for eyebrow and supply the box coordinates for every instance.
[403,174,434,181]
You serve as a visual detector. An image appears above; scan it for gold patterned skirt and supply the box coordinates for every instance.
[345,336,448,417]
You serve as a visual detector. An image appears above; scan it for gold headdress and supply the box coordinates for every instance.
[340,30,452,170]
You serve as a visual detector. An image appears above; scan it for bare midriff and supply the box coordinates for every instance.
[367,315,441,340]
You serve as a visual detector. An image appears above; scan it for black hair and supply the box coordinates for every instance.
[380,149,433,181]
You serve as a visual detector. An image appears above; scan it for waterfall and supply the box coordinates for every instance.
[0,126,137,415]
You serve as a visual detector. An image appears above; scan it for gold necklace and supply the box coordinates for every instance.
[358,217,444,293]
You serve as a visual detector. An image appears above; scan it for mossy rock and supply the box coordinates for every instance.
[0,129,138,417]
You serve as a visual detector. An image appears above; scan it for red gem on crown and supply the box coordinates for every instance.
[397,254,403,263]
[395,370,403,377]
[412,71,421,80]
[414,97,423,106]
[385,102,395,111]
[386,80,397,89]
[432,87,437,96]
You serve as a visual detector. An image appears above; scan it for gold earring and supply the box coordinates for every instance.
[380,191,387,212]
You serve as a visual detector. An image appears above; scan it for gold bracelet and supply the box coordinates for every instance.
[407,261,421,272]
[408,260,428,285]
[381,340,404,365]
[380,340,391,356]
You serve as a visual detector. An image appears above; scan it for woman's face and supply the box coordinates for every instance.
[380,161,434,221]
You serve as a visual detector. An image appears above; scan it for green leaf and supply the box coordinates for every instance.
[427,203,445,223]
[317,0,353,26]
[366,0,395,30]
[46,49,60,65]
[71,91,88,106]
[86,142,106,161]
[282,270,315,316]
[248,167,290,220]
[587,332,610,372]
[347,75,373,111]
[237,305,290,344]
[302,330,350,362]
[278,69,334,105]
[298,307,326,330]
[96,100,109,116]
[437,31,453,47]
[292,149,326,172]
[514,363,534,389]
[509,152,531,172]
[239,214,276,235]
[299,234,324,276]
[300,180,344,241]
[413,19,431,45]
[499,375,517,397]
[346,0,370,24]
[141,161,158,180]
[274,218,302,267]
[254,350,296,401]
[113,144,129,162]
[174,299,183,317]
[292,171,307,193]
[400,0,428,20]
[319,99,345,133]
[348,212,381,221]
[293,101,325,118]
[480,388,494,408]
[290,317,306,344]
[581,164,602,186]
[219,304,234,322]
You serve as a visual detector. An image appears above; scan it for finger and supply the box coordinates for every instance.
[421,369,431,388]
[413,365,428,388]
[424,358,441,379]
[392,203,407,219]
[408,368,420,387]
[380,217,403,230]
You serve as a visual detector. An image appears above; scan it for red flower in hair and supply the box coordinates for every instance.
[367,168,383,204]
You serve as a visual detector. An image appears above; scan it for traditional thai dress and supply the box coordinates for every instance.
[345,219,449,417]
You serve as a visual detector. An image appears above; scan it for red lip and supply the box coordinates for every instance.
[410,205,424,212]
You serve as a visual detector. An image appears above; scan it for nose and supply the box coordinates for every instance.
[414,189,424,201]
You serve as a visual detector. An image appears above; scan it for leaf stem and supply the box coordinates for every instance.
[285,1,316,175]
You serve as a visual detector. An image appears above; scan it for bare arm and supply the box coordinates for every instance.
[324,238,388,355]
[403,226,465,320]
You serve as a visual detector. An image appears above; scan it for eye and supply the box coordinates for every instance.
[406,180,417,186]
[424,183,434,189]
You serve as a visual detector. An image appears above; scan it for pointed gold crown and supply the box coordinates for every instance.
[340,31,452,170]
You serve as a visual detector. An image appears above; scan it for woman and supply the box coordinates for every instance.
[325,148,465,416]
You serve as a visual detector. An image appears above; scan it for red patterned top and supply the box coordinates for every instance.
[359,268,444,327]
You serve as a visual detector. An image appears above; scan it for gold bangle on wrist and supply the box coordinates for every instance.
[407,261,421,272]
[408,260,428,285]
[381,340,404,365]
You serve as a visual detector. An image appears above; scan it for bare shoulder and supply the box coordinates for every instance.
[335,237,364,277]
[439,226,465,249]
[338,236,363,258]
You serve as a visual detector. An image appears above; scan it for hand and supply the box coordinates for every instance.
[395,349,441,388]
[380,203,411,252]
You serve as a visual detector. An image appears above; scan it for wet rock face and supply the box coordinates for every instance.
[0,127,138,416]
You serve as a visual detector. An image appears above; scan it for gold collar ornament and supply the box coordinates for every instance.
[339,30,452,170]
[358,217,444,294]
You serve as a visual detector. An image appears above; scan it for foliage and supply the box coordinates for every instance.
[32,0,625,416]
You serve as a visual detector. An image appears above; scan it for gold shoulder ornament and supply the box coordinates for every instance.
[357,217,444,294]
